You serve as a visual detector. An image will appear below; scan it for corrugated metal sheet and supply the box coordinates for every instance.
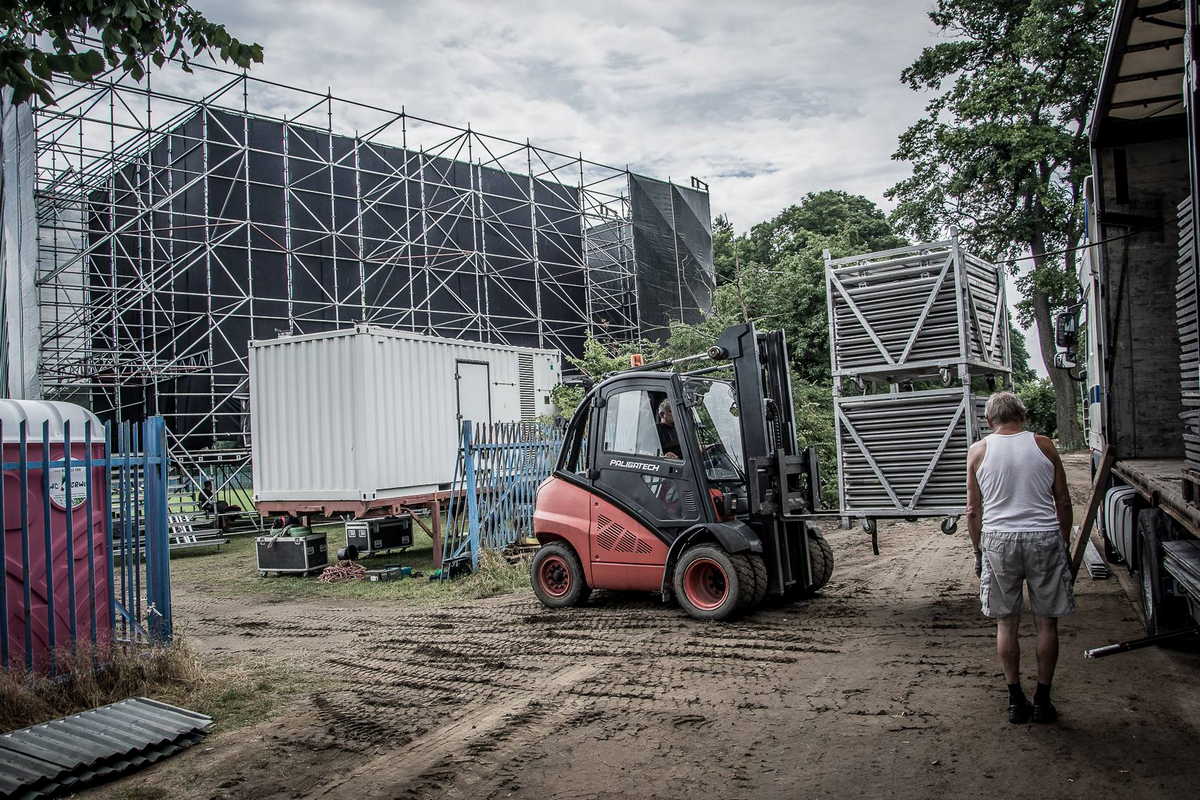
[0,696,211,799]
[250,325,561,503]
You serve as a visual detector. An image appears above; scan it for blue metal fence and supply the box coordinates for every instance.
[1,415,171,672]
[442,421,564,572]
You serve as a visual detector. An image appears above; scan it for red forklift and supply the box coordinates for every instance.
[531,323,834,620]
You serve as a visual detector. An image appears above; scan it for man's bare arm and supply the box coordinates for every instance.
[1036,435,1073,541]
[965,441,985,553]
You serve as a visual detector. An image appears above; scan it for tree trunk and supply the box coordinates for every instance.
[1030,288,1084,449]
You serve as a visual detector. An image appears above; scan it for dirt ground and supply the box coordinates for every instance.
[91,453,1200,800]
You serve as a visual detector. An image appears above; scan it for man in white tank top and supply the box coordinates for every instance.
[966,391,1074,725]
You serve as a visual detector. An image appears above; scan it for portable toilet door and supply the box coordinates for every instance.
[1,400,111,672]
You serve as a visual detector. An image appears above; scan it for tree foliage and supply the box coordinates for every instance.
[886,0,1111,448]
[1017,377,1058,438]
[2,1,264,105]
[1009,325,1037,385]
[710,190,906,382]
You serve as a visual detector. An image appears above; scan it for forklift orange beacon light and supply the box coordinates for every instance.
[629,354,645,367]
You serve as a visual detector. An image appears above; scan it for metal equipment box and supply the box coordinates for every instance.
[256,533,328,576]
[345,516,413,559]
[249,325,561,512]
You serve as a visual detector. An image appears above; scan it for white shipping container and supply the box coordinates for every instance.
[249,325,561,505]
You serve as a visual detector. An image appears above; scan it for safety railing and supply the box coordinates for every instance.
[442,421,564,572]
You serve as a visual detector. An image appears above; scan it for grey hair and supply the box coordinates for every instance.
[985,391,1027,426]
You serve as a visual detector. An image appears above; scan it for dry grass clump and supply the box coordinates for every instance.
[0,639,203,733]
[453,549,533,599]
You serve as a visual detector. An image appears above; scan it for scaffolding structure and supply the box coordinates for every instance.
[31,48,713,509]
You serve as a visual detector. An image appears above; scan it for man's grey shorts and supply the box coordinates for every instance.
[980,529,1076,618]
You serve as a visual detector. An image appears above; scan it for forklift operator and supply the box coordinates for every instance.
[656,398,682,459]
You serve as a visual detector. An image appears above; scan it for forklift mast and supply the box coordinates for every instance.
[713,323,822,519]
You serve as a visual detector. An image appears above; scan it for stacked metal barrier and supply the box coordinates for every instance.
[825,237,1011,524]
[442,421,565,572]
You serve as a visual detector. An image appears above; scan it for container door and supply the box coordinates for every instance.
[456,361,492,425]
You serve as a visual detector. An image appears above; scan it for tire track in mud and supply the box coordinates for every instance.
[305,662,597,800]
[169,522,993,799]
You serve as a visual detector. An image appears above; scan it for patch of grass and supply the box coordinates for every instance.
[0,640,203,733]
[161,652,328,733]
[1,637,325,735]
[169,525,532,603]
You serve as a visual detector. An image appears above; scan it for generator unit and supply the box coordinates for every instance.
[256,531,329,576]
[249,324,561,516]
[343,516,414,560]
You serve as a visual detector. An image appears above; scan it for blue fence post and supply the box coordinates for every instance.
[0,419,6,670]
[40,421,55,665]
[144,417,172,643]
[83,421,97,645]
[103,422,116,641]
[463,420,480,572]
[19,421,31,669]
[63,420,77,646]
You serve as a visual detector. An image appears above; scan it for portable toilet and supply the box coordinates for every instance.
[1,400,111,671]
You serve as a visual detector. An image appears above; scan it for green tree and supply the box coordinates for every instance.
[712,190,906,381]
[887,0,1111,450]
[712,214,738,286]
[1009,325,1037,385]
[549,337,660,418]
[1017,378,1058,438]
[2,1,263,105]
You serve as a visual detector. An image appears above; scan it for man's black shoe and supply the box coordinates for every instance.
[1032,701,1057,723]
[1008,698,1033,724]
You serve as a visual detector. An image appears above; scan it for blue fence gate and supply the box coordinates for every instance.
[1,402,171,673]
[442,421,565,571]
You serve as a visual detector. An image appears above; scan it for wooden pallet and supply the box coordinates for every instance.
[1182,468,1200,505]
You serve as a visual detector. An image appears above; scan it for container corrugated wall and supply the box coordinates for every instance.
[250,326,560,503]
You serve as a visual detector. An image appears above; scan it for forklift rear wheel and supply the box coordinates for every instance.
[531,542,589,608]
[674,545,752,621]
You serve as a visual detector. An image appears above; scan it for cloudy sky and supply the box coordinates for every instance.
[196,0,941,229]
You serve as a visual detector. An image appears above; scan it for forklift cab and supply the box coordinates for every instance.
[557,372,749,534]
[534,322,834,621]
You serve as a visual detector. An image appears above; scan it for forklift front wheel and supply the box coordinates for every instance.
[531,542,589,609]
[673,545,752,621]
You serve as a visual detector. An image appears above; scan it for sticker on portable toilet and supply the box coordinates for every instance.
[48,466,89,510]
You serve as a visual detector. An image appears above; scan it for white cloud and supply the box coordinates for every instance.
[192,0,942,228]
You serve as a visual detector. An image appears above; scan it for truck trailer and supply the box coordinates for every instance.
[1062,0,1200,643]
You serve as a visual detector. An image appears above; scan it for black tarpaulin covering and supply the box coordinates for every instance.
[84,109,594,446]
[627,174,714,340]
